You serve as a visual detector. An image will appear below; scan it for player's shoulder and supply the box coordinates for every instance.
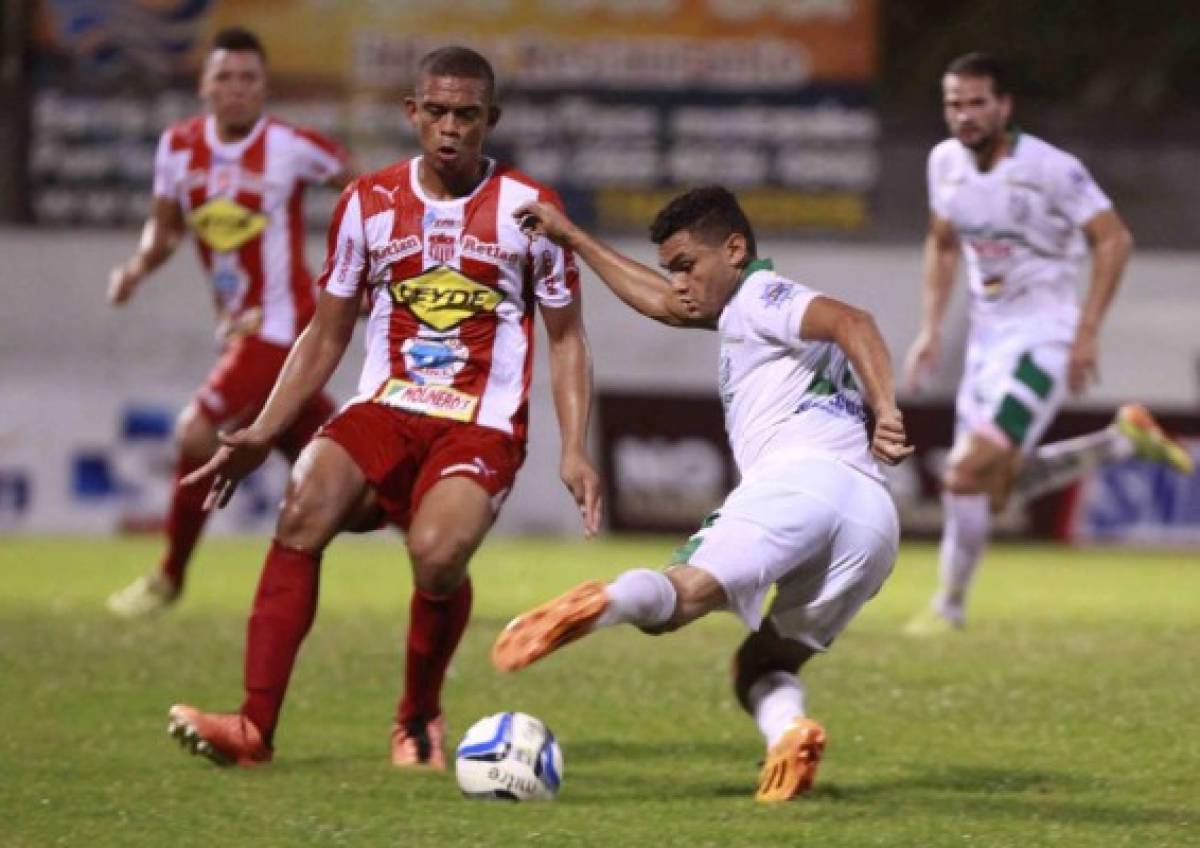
[1012,132,1087,183]
[490,162,562,201]
[160,114,206,149]
[264,116,342,151]
[348,159,412,215]
[927,137,964,165]
[737,263,819,312]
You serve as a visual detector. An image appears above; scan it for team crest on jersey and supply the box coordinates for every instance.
[759,280,796,309]
[428,233,457,264]
[389,266,503,332]
[190,197,268,252]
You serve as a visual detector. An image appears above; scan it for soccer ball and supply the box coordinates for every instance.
[455,711,564,801]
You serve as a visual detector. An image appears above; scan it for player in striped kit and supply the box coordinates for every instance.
[902,53,1194,635]
[106,28,353,618]
[166,46,601,769]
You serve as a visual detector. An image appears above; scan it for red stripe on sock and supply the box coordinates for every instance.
[397,579,473,723]
[241,540,321,743]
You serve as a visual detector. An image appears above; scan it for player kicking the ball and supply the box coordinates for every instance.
[491,186,913,802]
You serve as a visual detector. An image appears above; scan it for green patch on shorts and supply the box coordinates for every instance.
[995,395,1033,445]
[1015,352,1054,399]
[670,510,720,564]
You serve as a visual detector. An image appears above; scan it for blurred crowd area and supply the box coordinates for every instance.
[2,1,1197,243]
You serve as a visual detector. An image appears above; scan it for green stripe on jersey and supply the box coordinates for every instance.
[669,510,720,564]
[1015,352,1053,399]
[995,395,1033,445]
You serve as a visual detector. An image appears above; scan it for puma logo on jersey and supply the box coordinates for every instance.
[441,457,496,479]
[372,184,400,203]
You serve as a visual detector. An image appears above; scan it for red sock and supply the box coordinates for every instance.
[397,579,473,724]
[157,455,211,589]
[240,541,321,744]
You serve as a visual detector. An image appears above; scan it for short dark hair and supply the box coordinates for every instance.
[650,186,757,259]
[417,46,496,102]
[945,52,1009,96]
[211,27,267,61]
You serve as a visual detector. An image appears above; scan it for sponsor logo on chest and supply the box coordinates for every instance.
[388,265,503,332]
[189,197,268,252]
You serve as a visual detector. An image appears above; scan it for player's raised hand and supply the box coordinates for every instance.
[560,450,603,538]
[106,262,142,306]
[1068,330,1099,395]
[515,201,573,245]
[903,329,941,393]
[871,407,915,466]
[182,427,274,510]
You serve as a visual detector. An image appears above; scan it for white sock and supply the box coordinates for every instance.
[748,671,806,747]
[1013,427,1132,501]
[934,492,990,624]
[591,568,677,631]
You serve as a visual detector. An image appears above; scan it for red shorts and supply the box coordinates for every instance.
[195,335,335,461]
[319,401,525,530]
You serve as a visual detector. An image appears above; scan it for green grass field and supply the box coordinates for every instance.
[2,536,1197,847]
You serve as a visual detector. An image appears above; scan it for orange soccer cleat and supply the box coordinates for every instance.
[391,714,448,770]
[490,581,609,672]
[167,704,273,767]
[755,718,827,803]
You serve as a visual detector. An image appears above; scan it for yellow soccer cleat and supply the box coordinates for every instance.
[1115,404,1195,475]
[755,717,827,803]
[903,605,963,638]
[491,581,609,672]
[106,573,179,619]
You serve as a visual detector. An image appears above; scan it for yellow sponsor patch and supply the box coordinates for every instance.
[375,378,478,422]
[389,266,502,332]
[190,197,268,252]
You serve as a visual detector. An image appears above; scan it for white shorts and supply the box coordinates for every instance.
[956,335,1070,454]
[672,455,899,652]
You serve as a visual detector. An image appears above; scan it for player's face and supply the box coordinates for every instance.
[657,229,747,321]
[406,75,498,178]
[942,73,1011,152]
[200,49,267,132]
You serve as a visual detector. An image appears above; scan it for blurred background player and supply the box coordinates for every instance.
[166,46,601,768]
[492,187,912,802]
[902,52,1193,635]
[104,27,354,618]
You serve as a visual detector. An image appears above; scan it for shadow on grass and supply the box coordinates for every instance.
[564,745,1189,828]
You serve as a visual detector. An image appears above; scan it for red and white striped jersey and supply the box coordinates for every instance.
[153,114,347,345]
[319,157,579,441]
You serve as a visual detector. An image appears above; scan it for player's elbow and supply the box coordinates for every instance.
[832,306,877,347]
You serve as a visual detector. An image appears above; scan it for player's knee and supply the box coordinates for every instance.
[175,405,218,461]
[275,478,335,552]
[407,528,472,594]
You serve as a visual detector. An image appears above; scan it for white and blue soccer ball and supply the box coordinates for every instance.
[455,711,564,801]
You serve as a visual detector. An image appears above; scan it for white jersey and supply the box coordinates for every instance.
[716,259,881,482]
[927,132,1112,344]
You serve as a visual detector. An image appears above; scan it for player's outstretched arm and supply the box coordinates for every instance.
[903,213,959,392]
[183,289,360,507]
[1071,209,1133,395]
[801,296,914,466]
[542,299,603,537]
[107,197,186,305]
[515,201,696,327]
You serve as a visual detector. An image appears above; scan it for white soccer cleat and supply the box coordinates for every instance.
[106,573,179,619]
